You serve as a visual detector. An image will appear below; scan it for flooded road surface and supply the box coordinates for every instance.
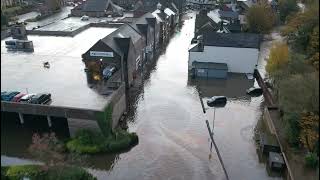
[1,12,283,180]
[89,13,281,180]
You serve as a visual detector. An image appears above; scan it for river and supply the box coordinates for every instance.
[1,12,283,180]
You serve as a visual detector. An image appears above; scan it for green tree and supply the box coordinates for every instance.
[278,0,298,22]
[282,1,319,52]
[245,2,276,33]
[1,11,8,27]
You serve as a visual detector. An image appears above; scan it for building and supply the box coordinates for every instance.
[71,0,124,17]
[1,0,22,9]
[188,32,261,78]
[194,9,219,37]
[186,0,216,10]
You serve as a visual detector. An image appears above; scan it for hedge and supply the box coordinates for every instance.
[1,165,96,180]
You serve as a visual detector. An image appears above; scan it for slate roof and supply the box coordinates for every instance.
[219,10,239,19]
[195,12,219,32]
[99,23,142,56]
[202,32,261,49]
[193,61,228,70]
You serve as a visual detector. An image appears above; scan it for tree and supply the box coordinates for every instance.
[266,42,289,77]
[245,2,276,33]
[299,111,319,152]
[1,11,8,28]
[282,2,319,52]
[278,0,298,22]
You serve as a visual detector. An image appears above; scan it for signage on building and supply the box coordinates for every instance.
[90,51,114,57]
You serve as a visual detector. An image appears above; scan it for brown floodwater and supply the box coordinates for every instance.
[1,12,283,180]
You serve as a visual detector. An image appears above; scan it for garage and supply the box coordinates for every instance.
[193,61,228,79]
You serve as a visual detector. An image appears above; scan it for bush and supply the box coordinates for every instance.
[4,165,46,179]
[305,152,318,168]
[66,139,101,154]
[66,129,139,154]
[46,166,96,180]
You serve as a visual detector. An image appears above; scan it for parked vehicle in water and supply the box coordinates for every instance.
[103,66,117,80]
[11,93,27,102]
[246,87,263,96]
[1,91,20,101]
[207,96,227,107]
[5,39,34,52]
[28,93,51,104]
[80,15,89,21]
[19,93,36,103]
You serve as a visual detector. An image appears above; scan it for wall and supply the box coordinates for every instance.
[189,46,259,74]
[108,83,126,129]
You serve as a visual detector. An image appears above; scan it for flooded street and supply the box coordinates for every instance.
[1,12,283,180]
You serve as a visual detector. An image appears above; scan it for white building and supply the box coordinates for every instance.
[188,32,261,78]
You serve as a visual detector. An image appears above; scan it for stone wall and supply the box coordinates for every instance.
[108,83,126,129]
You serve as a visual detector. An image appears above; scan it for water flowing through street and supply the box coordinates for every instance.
[1,12,283,180]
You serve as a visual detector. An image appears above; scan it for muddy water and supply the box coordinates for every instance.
[1,12,282,180]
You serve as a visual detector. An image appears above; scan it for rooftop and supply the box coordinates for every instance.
[1,27,117,110]
[202,32,261,49]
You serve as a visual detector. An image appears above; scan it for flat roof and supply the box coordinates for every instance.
[1,27,117,110]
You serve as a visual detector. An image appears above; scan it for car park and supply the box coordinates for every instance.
[207,96,227,107]
[28,93,51,104]
[11,93,26,102]
[1,91,20,101]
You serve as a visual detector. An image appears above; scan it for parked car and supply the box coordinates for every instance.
[80,15,89,21]
[246,87,263,96]
[11,93,27,102]
[1,91,20,101]
[103,66,117,80]
[207,96,227,107]
[28,93,51,104]
[20,93,36,103]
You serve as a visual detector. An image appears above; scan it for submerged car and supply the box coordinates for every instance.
[1,91,20,101]
[246,87,263,96]
[11,93,27,102]
[207,96,227,107]
[19,93,36,103]
[103,66,117,80]
[28,93,51,104]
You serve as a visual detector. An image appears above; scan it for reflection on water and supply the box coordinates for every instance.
[1,112,118,170]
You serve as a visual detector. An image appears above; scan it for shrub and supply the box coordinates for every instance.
[66,139,101,154]
[305,152,318,168]
[5,165,46,179]
[66,129,139,154]
[47,166,96,180]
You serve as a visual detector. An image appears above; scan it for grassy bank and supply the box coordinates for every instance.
[1,165,96,180]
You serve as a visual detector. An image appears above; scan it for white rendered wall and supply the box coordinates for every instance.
[189,46,259,74]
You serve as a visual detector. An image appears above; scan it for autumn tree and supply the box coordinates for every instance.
[266,42,289,78]
[245,2,276,34]
[299,111,319,152]
[282,1,319,52]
